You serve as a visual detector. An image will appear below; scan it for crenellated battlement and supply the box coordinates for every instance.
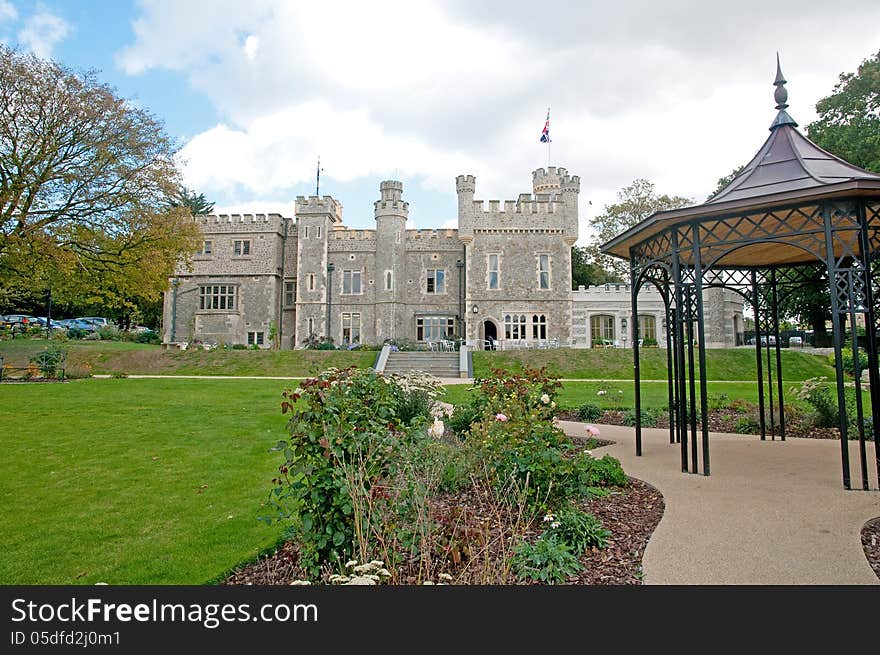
[532,166,580,194]
[455,174,476,194]
[295,195,343,223]
[196,212,287,233]
[471,197,565,215]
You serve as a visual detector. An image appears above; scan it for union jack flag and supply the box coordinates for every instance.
[540,108,551,143]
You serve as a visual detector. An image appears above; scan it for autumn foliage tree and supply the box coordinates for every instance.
[0,45,200,318]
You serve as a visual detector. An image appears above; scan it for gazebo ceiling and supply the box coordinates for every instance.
[601,57,880,264]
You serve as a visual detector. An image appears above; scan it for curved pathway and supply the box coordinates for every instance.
[557,420,880,584]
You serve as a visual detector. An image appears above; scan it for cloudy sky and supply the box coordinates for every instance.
[2,0,880,242]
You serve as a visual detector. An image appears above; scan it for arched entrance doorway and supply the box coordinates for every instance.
[483,320,497,349]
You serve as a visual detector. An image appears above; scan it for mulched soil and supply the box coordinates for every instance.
[861,517,880,582]
[223,439,664,586]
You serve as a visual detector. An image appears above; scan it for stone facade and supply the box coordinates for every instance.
[571,284,744,348]
[162,166,743,349]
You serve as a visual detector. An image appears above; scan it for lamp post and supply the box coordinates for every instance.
[326,263,335,341]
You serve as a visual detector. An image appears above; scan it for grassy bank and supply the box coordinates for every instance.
[472,348,836,381]
[0,340,376,377]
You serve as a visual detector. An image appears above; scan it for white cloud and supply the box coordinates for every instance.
[120,0,880,231]
[0,0,17,23]
[242,34,259,61]
[18,7,69,58]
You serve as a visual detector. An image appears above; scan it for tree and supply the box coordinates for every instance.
[587,179,691,281]
[571,245,612,289]
[169,186,215,215]
[706,165,744,201]
[0,46,200,314]
[807,49,880,173]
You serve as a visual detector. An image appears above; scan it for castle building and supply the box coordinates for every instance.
[162,167,742,349]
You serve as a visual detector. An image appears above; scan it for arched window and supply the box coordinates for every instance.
[504,314,526,339]
[590,314,615,346]
[531,314,547,339]
[638,315,656,343]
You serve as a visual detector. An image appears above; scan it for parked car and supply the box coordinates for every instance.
[77,317,113,328]
[4,314,37,327]
[746,335,776,346]
[64,318,99,333]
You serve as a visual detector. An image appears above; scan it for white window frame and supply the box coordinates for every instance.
[198,284,237,311]
[488,253,500,290]
[504,314,527,340]
[416,316,455,341]
[247,331,265,346]
[342,269,362,295]
[233,240,251,256]
[538,253,550,289]
[284,280,297,307]
[341,312,361,345]
[531,314,547,340]
[426,268,445,294]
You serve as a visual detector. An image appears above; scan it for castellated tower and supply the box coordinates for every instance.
[456,167,581,346]
[374,180,409,338]
[293,194,343,345]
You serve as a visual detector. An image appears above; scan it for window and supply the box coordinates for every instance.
[639,315,657,342]
[504,314,527,340]
[197,240,213,256]
[385,270,393,291]
[284,280,296,307]
[308,317,315,336]
[531,314,547,340]
[304,225,310,239]
[233,239,251,256]
[590,314,615,345]
[342,312,361,345]
[396,231,401,244]
[426,269,445,294]
[247,331,264,346]
[316,226,322,238]
[416,316,454,341]
[538,254,550,289]
[198,285,236,311]
[308,274,315,291]
[488,254,499,289]
[343,269,362,294]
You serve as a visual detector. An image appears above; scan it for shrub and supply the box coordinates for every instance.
[708,393,731,410]
[512,535,582,583]
[97,325,120,341]
[264,367,426,574]
[833,348,868,377]
[317,341,337,350]
[67,328,88,340]
[231,344,247,350]
[734,415,761,433]
[624,407,664,427]
[446,402,482,438]
[387,371,444,427]
[641,338,658,347]
[791,377,837,428]
[543,503,611,554]
[136,330,160,344]
[575,403,601,422]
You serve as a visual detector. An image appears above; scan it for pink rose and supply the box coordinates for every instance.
[586,425,600,436]
[495,413,508,422]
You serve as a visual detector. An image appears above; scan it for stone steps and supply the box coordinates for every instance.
[383,352,460,376]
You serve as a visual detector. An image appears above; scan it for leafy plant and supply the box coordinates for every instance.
[543,504,611,554]
[624,407,664,427]
[512,534,582,583]
[575,403,601,422]
[734,415,761,434]
[791,377,837,427]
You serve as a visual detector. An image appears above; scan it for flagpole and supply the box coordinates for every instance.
[547,107,551,167]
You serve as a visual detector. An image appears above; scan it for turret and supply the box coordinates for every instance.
[374,180,409,221]
[456,174,476,241]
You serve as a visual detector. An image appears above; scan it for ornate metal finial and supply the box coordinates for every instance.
[773,52,788,110]
[769,53,798,130]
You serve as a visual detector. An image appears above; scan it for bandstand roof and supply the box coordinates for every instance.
[601,57,880,266]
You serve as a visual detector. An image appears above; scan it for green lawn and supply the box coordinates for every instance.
[0,378,291,584]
